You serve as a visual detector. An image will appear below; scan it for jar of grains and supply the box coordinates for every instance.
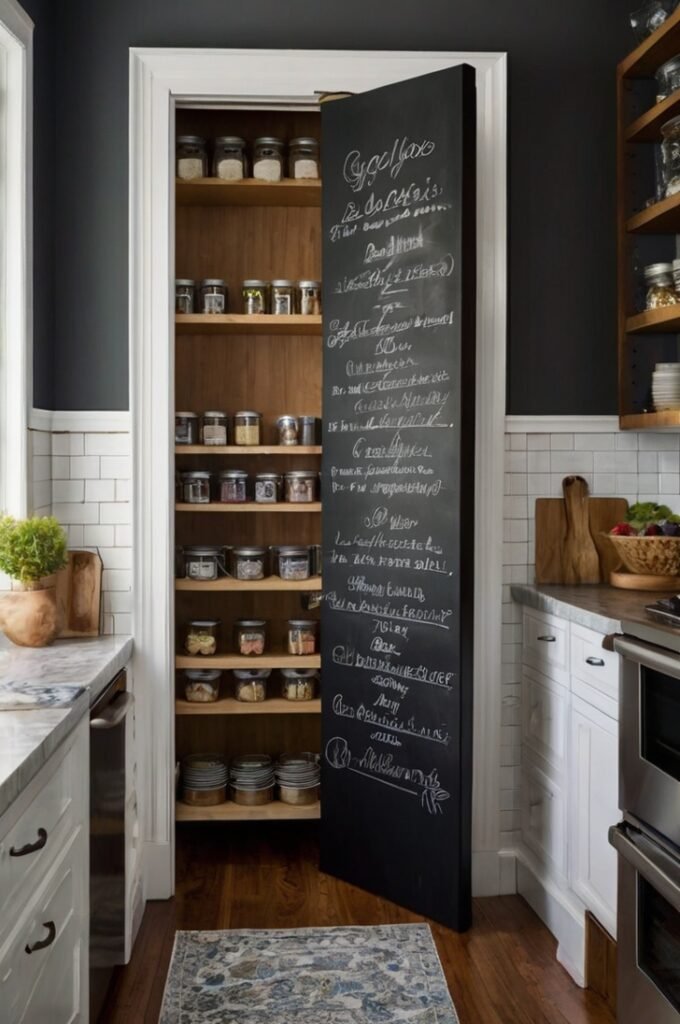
[181,470,211,504]
[289,138,319,179]
[277,545,311,581]
[200,279,227,314]
[213,136,247,180]
[233,411,262,445]
[184,619,221,656]
[253,137,284,181]
[271,280,296,315]
[298,280,322,315]
[231,546,267,581]
[644,263,679,308]
[218,469,248,503]
[234,669,270,703]
[242,280,270,314]
[254,472,282,503]
[177,136,207,180]
[234,619,267,656]
[184,546,226,582]
[277,415,298,445]
[176,279,195,314]
[281,668,317,701]
[287,619,319,655]
[284,470,316,503]
[185,669,222,703]
[298,416,319,445]
[175,411,198,446]
[200,410,228,446]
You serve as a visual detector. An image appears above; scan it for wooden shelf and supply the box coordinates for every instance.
[627,191,680,234]
[176,502,321,513]
[176,445,322,455]
[626,306,680,334]
[176,576,322,592]
[175,177,322,207]
[176,800,321,822]
[621,411,680,429]
[620,6,680,77]
[626,89,680,142]
[177,652,320,670]
[176,314,322,336]
[176,697,321,715]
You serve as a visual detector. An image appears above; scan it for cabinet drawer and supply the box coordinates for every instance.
[521,758,567,878]
[522,666,568,776]
[523,609,569,684]
[570,623,619,707]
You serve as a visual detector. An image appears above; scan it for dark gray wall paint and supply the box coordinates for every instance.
[45,0,631,412]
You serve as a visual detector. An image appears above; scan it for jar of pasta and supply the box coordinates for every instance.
[201,410,228,446]
[281,668,318,701]
[175,411,198,446]
[176,280,195,314]
[185,669,222,703]
[184,619,221,656]
[234,668,271,702]
[200,279,227,314]
[231,546,267,580]
[271,280,295,315]
[234,619,267,656]
[218,469,248,503]
[181,470,211,503]
[276,545,311,581]
[254,472,282,503]
[177,136,207,179]
[287,619,319,655]
[234,411,262,445]
[298,280,321,315]
[213,136,247,179]
[284,470,316,503]
[253,137,284,181]
[242,280,270,314]
[289,138,319,179]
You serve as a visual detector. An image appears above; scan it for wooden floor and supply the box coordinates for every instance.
[102,824,615,1024]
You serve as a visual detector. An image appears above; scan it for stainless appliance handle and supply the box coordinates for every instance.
[610,823,680,913]
[613,635,680,680]
[537,635,556,643]
[91,691,134,731]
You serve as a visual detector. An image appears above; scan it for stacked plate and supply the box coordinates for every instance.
[181,753,228,806]
[276,752,321,806]
[652,363,680,411]
[230,754,275,806]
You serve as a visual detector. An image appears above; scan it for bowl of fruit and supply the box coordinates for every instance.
[607,503,680,576]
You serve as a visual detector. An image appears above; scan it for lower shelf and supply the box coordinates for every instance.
[176,800,321,822]
[175,698,321,715]
[620,411,680,429]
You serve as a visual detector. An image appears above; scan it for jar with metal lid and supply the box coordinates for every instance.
[242,280,270,314]
[200,279,227,314]
[184,619,221,656]
[287,619,319,655]
[177,135,207,180]
[662,114,680,197]
[213,136,247,180]
[254,472,282,503]
[184,545,226,581]
[284,470,316,503]
[181,470,212,504]
[231,545,267,580]
[298,416,319,446]
[298,280,321,316]
[233,668,271,703]
[281,668,318,701]
[185,668,222,703]
[631,0,675,40]
[201,411,228,446]
[289,138,319,180]
[271,280,296,315]
[234,619,267,656]
[276,545,311,581]
[176,279,195,314]
[218,469,248,503]
[309,544,322,577]
[175,411,198,446]
[234,411,262,446]
[656,55,680,102]
[644,263,679,308]
[277,415,298,445]
[253,137,284,181]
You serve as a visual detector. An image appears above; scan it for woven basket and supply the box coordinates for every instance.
[606,534,680,576]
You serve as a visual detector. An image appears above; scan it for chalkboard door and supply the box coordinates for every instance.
[320,64,476,931]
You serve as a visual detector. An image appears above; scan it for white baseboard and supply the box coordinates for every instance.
[505,415,619,434]
[142,839,174,900]
[29,408,131,432]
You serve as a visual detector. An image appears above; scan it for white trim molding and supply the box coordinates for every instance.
[506,415,620,434]
[29,408,131,433]
[130,47,507,900]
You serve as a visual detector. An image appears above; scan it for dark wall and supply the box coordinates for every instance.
[43,0,631,412]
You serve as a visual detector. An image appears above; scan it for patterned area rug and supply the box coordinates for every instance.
[160,923,459,1023]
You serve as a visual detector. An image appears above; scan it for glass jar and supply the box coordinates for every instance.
[298,416,318,445]
[673,259,680,293]
[184,619,221,656]
[175,411,198,446]
[277,545,311,581]
[233,668,270,702]
[242,280,270,315]
[200,411,228,447]
[181,470,211,504]
[218,469,248,503]
[184,546,226,581]
[284,470,316,503]
[231,546,267,580]
[662,115,680,197]
[656,55,680,102]
[200,279,227,315]
[234,411,262,446]
[277,415,298,445]
[213,136,247,180]
[309,544,322,577]
[271,280,295,315]
[184,669,222,703]
[631,0,675,40]
[281,668,317,701]
[289,138,319,180]
[287,619,319,655]
[253,137,284,181]
[176,279,195,314]
[254,472,282,503]
[298,280,322,316]
[644,263,679,308]
[234,619,267,656]
[177,135,207,180]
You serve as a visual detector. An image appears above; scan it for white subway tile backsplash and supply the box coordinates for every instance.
[616,474,638,494]
[659,452,680,474]
[550,434,574,450]
[100,455,131,480]
[53,479,85,503]
[100,502,131,525]
[615,432,638,450]
[98,547,132,569]
[550,451,593,474]
[639,432,680,451]
[509,433,526,450]
[659,474,680,493]
[592,473,616,495]
[85,479,115,503]
[102,569,132,592]
[115,479,130,502]
[53,501,99,525]
[51,456,69,479]
[67,525,84,547]
[527,434,550,450]
[638,451,658,473]
[639,474,658,491]
[83,524,115,547]
[70,456,100,479]
[32,455,51,482]
[30,430,51,456]
[505,451,527,473]
[594,450,637,474]
[115,524,132,547]
[527,473,551,494]
[52,432,84,456]
[504,496,528,519]
[31,480,51,511]
[85,433,130,456]
[575,433,615,451]
[527,450,550,473]
[113,614,132,634]
[103,590,133,614]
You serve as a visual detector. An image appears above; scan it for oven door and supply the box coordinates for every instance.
[610,821,680,1024]
[614,636,680,847]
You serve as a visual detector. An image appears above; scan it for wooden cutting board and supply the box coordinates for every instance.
[56,550,103,637]
[610,571,680,591]
[535,491,628,584]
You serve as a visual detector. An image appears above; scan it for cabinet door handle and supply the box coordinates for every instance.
[25,920,56,954]
[537,635,556,643]
[586,656,605,667]
[10,827,47,857]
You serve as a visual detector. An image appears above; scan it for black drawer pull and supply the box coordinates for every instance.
[586,656,605,667]
[537,635,556,643]
[25,920,56,954]
[10,827,47,857]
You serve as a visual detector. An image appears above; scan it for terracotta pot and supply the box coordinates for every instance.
[0,578,62,647]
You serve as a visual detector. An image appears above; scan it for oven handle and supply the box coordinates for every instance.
[610,823,680,913]
[613,635,680,680]
[91,691,134,730]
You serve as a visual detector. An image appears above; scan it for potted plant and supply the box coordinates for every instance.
[0,515,68,647]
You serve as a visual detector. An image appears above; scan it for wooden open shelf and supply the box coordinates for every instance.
[176,445,322,455]
[177,652,320,670]
[626,306,680,334]
[626,191,680,234]
[176,800,321,822]
[176,576,322,592]
[620,5,680,77]
[626,89,680,142]
[176,314,322,335]
[176,177,322,207]
[620,411,680,429]
[176,502,321,513]
[176,697,321,715]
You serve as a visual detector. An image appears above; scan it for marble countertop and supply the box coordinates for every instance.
[510,583,680,639]
[0,634,133,819]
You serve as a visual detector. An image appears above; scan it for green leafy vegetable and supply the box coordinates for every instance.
[625,502,674,532]
[0,515,67,584]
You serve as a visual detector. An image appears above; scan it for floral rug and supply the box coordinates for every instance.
[159,923,459,1023]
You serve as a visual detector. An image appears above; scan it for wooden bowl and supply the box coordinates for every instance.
[606,533,680,576]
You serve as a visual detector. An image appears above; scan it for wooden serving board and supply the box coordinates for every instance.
[536,496,629,584]
[610,570,680,591]
[56,550,103,637]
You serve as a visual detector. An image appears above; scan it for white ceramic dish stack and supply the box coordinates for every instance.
[229,754,276,805]
[652,362,680,411]
[181,753,228,806]
[275,752,321,805]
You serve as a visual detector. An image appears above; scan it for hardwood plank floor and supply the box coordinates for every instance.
[102,824,615,1024]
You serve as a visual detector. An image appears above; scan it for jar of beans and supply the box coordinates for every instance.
[234,619,267,656]
[213,136,247,179]
[253,137,284,181]
[284,470,316,503]
[287,619,319,655]
[201,410,228,446]
[218,469,248,503]
[181,470,211,504]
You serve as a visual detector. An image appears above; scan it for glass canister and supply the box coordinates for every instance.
[644,263,679,308]
[200,411,228,446]
[242,280,270,314]
[298,416,319,445]
[233,411,262,445]
[254,472,282,503]
[656,55,680,102]
[218,469,248,503]
[309,544,322,577]
[631,1,675,40]
[184,668,222,703]
[184,619,221,656]
[213,136,247,180]
[277,415,298,445]
[281,668,318,701]
[284,470,316,503]
[176,279,195,314]
[175,411,198,446]
[298,280,322,316]
[181,470,211,504]
[177,135,207,180]
[234,619,267,656]
[287,619,319,655]
[277,545,311,581]
[233,668,271,702]
[271,280,296,315]
[200,279,227,314]
[184,546,225,581]
[253,137,284,181]
[231,546,267,580]
[289,138,320,180]
[662,115,680,197]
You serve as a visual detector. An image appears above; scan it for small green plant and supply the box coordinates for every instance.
[0,515,67,585]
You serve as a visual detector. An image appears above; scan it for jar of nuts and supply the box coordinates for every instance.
[184,619,221,656]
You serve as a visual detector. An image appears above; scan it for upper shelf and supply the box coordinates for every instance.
[176,178,322,207]
[620,7,680,77]
[176,314,322,336]
[626,88,680,142]
[626,191,680,233]
[621,411,680,429]
[176,445,322,455]
[626,306,680,334]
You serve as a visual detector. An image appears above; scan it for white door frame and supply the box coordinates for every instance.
[129,47,507,901]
